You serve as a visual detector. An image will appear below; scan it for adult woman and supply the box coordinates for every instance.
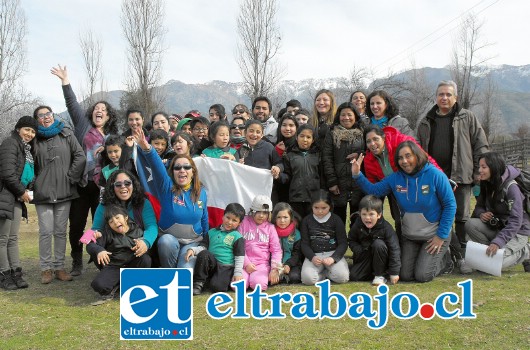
[350,90,369,125]
[90,169,158,259]
[0,116,38,290]
[32,106,86,284]
[311,89,337,145]
[229,116,246,150]
[151,111,173,137]
[352,141,456,282]
[230,104,251,123]
[366,90,415,138]
[51,65,119,276]
[134,128,208,269]
[465,152,530,269]
[322,102,365,224]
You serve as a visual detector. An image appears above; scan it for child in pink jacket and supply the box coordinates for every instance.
[239,195,283,291]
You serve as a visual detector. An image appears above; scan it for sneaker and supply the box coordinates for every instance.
[41,269,53,284]
[523,259,530,273]
[456,259,473,274]
[55,269,73,281]
[441,260,454,275]
[193,282,204,295]
[371,276,387,286]
[12,267,29,288]
[0,270,18,290]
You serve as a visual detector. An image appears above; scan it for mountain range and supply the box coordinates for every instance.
[77,64,530,135]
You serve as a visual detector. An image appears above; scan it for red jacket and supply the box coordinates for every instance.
[364,126,441,183]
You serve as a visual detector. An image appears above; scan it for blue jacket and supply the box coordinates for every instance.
[354,162,456,240]
[141,146,208,237]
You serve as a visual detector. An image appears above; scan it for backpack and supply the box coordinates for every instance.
[502,169,530,216]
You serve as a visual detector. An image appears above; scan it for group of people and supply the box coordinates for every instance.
[0,65,529,298]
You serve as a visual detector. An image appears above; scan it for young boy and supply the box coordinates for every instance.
[348,195,401,286]
[149,129,175,165]
[186,203,246,295]
[86,204,151,300]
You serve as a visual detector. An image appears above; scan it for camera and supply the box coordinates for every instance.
[488,216,506,229]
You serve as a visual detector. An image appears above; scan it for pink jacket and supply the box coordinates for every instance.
[239,216,283,268]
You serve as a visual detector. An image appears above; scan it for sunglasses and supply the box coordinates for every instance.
[233,109,246,114]
[230,124,244,130]
[173,164,193,171]
[113,180,133,188]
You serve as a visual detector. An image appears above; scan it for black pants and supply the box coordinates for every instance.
[69,181,100,254]
[285,265,302,284]
[387,194,403,241]
[91,254,152,296]
[290,202,312,220]
[349,239,389,281]
[194,250,234,293]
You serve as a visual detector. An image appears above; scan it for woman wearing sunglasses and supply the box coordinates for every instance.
[229,116,246,150]
[89,169,158,259]
[134,128,208,269]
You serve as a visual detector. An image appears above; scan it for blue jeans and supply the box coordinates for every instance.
[157,234,199,269]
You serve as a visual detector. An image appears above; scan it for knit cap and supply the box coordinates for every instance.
[15,116,39,132]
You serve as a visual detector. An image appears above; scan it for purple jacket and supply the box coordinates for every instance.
[472,165,530,248]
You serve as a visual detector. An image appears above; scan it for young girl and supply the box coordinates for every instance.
[238,195,283,291]
[171,131,195,157]
[275,113,299,157]
[300,190,349,285]
[283,124,321,218]
[99,135,125,188]
[202,121,239,161]
[86,204,151,300]
[272,202,303,284]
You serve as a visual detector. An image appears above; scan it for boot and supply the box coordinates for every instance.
[71,251,83,276]
[523,259,530,273]
[193,281,204,295]
[55,269,73,281]
[1,270,18,290]
[12,267,29,288]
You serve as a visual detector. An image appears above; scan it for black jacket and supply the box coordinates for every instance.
[348,217,401,276]
[283,145,321,203]
[300,213,348,263]
[0,132,32,220]
[237,139,283,170]
[86,222,144,266]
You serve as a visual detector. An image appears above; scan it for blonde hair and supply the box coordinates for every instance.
[311,89,337,129]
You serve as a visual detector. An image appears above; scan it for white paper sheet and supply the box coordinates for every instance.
[465,241,505,276]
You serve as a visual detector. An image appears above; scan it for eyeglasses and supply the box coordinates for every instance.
[193,128,208,132]
[37,111,53,119]
[230,124,244,130]
[233,109,246,114]
[113,180,133,188]
[173,164,193,171]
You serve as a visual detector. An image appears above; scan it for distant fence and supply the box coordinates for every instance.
[491,137,530,170]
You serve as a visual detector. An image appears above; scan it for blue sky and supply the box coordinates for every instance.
[21,0,527,111]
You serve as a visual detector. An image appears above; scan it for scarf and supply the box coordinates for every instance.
[370,116,388,129]
[332,125,363,149]
[37,119,64,139]
[230,136,246,145]
[276,222,295,238]
[22,141,34,164]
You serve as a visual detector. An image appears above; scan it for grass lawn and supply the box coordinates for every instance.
[1,205,529,350]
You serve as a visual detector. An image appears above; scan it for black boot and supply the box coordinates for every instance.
[0,270,17,290]
[71,251,83,276]
[193,281,204,295]
[523,259,530,273]
[12,267,29,288]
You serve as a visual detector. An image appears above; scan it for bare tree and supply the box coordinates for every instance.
[236,0,285,101]
[79,28,103,107]
[399,63,434,129]
[0,0,37,140]
[479,73,503,142]
[450,13,492,109]
[335,65,370,103]
[513,123,530,140]
[121,0,167,118]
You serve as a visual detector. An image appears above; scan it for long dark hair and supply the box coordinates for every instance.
[333,102,361,127]
[366,90,400,119]
[276,113,299,145]
[86,101,118,135]
[102,169,145,209]
[479,152,506,198]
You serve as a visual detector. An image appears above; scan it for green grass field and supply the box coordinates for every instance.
[1,205,529,350]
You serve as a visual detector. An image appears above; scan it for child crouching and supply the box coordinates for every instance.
[348,195,401,286]
[186,203,246,295]
[86,204,151,299]
[239,195,283,291]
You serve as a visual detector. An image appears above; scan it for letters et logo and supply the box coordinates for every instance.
[120,268,193,340]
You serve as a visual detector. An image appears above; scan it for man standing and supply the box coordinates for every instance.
[417,80,489,271]
[252,96,278,144]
